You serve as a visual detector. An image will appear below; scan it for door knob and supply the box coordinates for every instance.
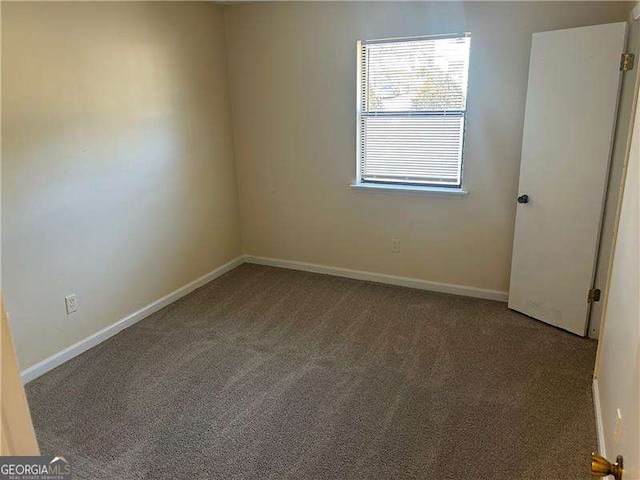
[517,194,529,204]
[591,453,623,480]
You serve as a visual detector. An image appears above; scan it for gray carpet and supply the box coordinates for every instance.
[26,264,597,479]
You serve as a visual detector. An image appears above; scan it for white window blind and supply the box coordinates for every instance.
[358,34,471,187]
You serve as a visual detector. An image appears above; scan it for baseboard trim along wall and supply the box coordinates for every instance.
[20,256,245,383]
[22,254,508,383]
[244,255,509,302]
[592,378,607,458]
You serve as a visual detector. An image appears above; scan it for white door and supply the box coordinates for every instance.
[509,22,627,336]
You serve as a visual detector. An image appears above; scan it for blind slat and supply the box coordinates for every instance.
[359,34,470,187]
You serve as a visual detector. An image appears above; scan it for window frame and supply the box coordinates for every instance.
[355,33,471,194]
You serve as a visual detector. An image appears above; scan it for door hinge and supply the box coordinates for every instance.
[588,288,601,303]
[620,53,635,72]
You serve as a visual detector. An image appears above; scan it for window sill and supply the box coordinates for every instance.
[350,182,468,198]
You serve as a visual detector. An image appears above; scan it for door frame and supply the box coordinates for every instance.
[594,13,640,376]
[588,15,640,339]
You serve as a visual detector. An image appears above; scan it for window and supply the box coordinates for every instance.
[356,33,471,190]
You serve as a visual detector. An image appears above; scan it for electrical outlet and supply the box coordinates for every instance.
[65,294,78,314]
[391,238,400,254]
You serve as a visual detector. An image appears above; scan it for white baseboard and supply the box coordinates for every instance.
[593,378,607,458]
[243,255,509,302]
[21,256,244,384]
[22,254,507,383]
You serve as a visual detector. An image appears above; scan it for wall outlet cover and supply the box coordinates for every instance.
[65,294,78,314]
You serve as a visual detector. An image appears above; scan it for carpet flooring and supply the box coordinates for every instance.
[26,264,597,479]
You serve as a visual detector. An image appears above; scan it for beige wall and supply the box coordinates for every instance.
[224,1,631,294]
[2,2,243,370]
